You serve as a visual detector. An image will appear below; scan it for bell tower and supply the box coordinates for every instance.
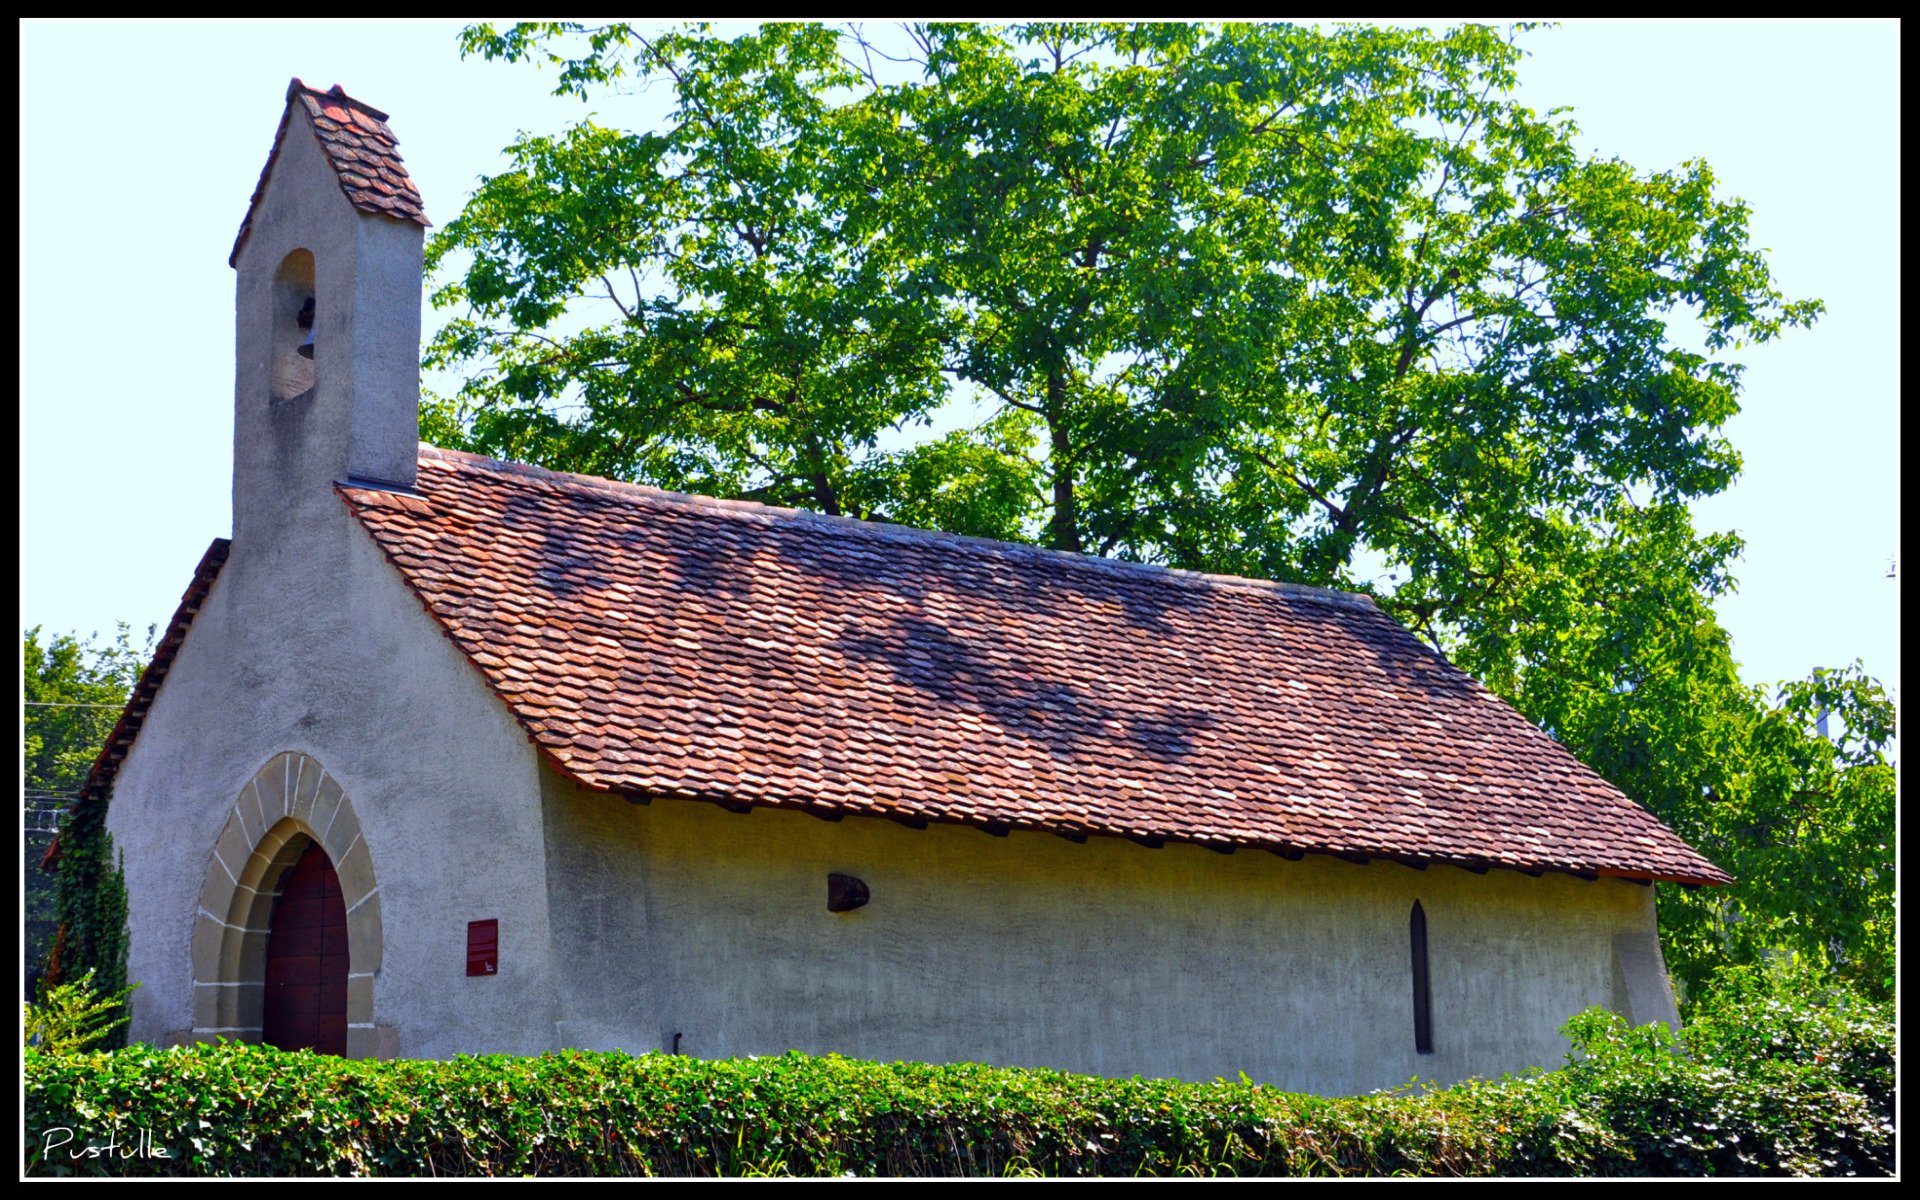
[228,80,429,552]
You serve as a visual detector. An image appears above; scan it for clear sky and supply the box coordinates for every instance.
[18,19,1900,714]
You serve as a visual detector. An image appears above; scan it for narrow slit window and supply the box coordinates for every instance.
[1410,900,1433,1055]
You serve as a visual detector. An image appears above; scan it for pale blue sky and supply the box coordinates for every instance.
[18,19,1900,714]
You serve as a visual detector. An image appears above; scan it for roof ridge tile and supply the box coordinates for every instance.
[230,79,428,268]
[412,445,1379,613]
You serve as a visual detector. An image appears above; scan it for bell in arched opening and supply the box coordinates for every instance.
[296,295,316,359]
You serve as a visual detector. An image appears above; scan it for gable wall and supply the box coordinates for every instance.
[539,769,1672,1096]
[107,494,561,1057]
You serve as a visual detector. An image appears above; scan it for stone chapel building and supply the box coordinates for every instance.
[87,80,1727,1095]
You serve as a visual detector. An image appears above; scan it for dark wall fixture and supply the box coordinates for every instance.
[827,873,870,913]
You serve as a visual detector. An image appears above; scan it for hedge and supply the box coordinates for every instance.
[24,983,1893,1178]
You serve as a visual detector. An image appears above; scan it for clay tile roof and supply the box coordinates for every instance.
[339,449,1731,887]
[230,79,430,267]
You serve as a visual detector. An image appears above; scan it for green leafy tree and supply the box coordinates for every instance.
[24,625,148,1039]
[425,23,1036,537]
[439,22,1816,567]
[1662,665,1896,1000]
[429,22,1887,993]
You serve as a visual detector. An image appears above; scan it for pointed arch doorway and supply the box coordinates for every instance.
[192,752,385,1056]
[261,843,349,1055]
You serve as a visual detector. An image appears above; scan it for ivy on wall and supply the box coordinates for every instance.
[46,800,131,1050]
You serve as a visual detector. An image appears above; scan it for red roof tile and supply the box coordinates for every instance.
[340,450,1729,886]
[230,79,429,267]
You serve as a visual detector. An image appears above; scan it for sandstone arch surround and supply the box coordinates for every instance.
[189,752,385,1057]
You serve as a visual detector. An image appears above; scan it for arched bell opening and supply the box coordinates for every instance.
[270,248,317,401]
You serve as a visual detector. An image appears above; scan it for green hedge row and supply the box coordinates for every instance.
[25,981,1893,1177]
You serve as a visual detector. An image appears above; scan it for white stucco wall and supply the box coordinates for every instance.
[108,97,555,1059]
[107,500,562,1058]
[539,770,1674,1097]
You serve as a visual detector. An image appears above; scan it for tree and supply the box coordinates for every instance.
[427,21,1887,993]
[425,23,1035,536]
[1661,665,1896,1001]
[435,23,1817,565]
[24,625,148,1034]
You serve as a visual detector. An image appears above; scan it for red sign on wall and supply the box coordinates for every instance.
[467,919,498,977]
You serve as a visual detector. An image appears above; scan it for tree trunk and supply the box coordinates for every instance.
[1045,366,1080,553]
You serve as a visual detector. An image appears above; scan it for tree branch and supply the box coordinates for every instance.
[1243,445,1350,529]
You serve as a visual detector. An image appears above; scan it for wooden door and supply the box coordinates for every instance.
[262,843,348,1055]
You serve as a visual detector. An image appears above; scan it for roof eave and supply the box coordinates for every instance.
[552,768,1734,888]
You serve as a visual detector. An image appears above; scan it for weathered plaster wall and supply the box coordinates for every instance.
[541,770,1674,1096]
[108,99,554,1059]
[108,505,561,1058]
